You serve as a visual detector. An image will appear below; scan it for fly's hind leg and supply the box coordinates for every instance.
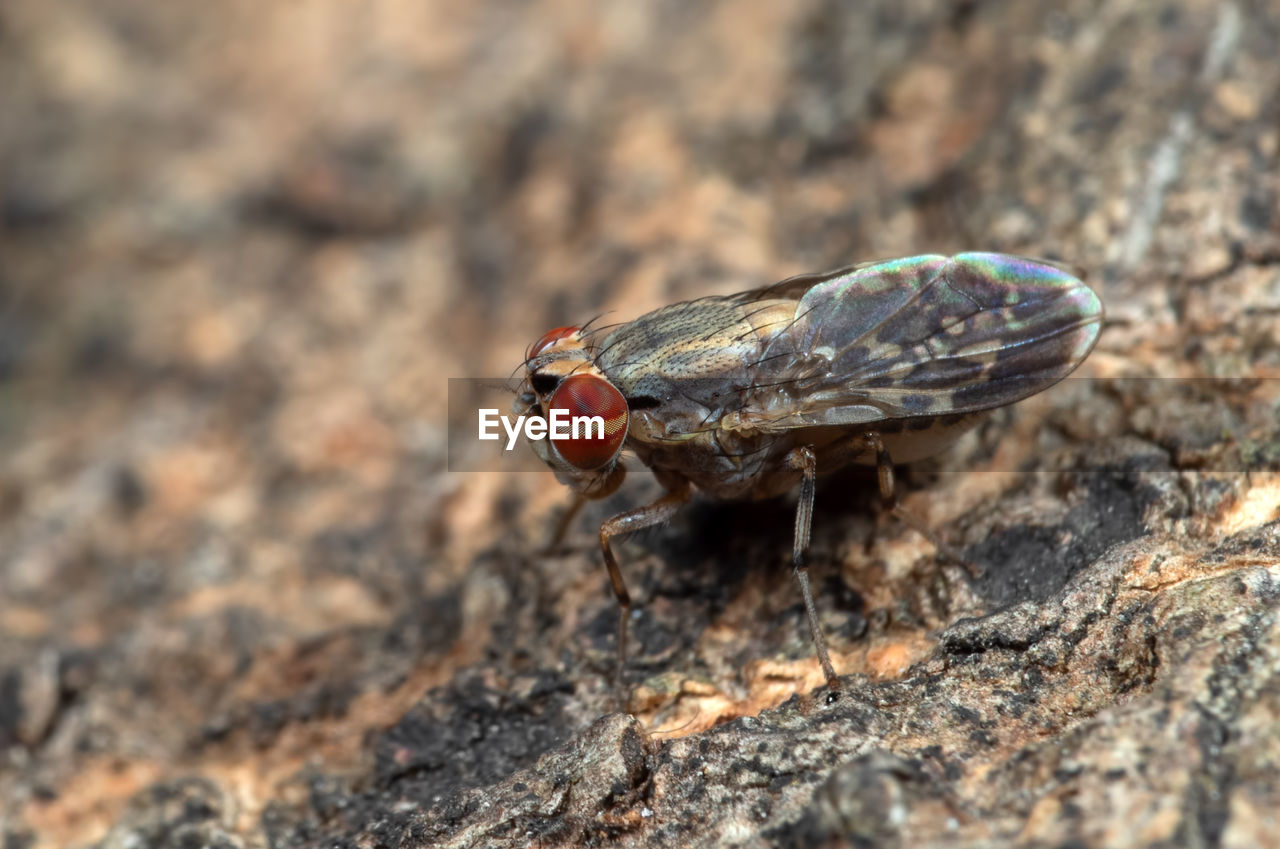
[863,432,980,577]
[785,446,840,690]
[599,482,692,710]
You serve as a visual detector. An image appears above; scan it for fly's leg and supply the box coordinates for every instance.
[543,493,586,554]
[599,483,692,709]
[785,446,840,689]
[863,432,980,577]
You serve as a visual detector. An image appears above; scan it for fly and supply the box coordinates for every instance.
[513,253,1104,702]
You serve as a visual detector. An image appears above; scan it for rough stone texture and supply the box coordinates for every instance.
[1,1,1278,848]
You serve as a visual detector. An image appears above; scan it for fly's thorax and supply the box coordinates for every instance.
[589,297,810,450]
[595,298,799,390]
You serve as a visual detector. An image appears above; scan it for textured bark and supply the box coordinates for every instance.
[1,1,1278,848]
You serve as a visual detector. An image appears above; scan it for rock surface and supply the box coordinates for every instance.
[1,1,1278,848]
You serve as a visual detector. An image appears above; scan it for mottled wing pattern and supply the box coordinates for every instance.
[738,253,1104,431]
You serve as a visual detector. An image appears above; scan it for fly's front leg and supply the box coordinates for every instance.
[785,446,840,689]
[863,432,979,576]
[543,493,586,554]
[599,482,692,708]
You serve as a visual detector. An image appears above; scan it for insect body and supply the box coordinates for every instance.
[515,253,1103,698]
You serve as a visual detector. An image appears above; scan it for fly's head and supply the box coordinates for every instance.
[514,326,629,499]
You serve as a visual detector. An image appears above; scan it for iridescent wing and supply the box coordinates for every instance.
[730,253,1104,432]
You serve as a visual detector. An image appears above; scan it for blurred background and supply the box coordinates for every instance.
[1,1,1277,847]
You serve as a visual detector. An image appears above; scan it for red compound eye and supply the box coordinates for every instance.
[529,326,580,358]
[547,374,629,470]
